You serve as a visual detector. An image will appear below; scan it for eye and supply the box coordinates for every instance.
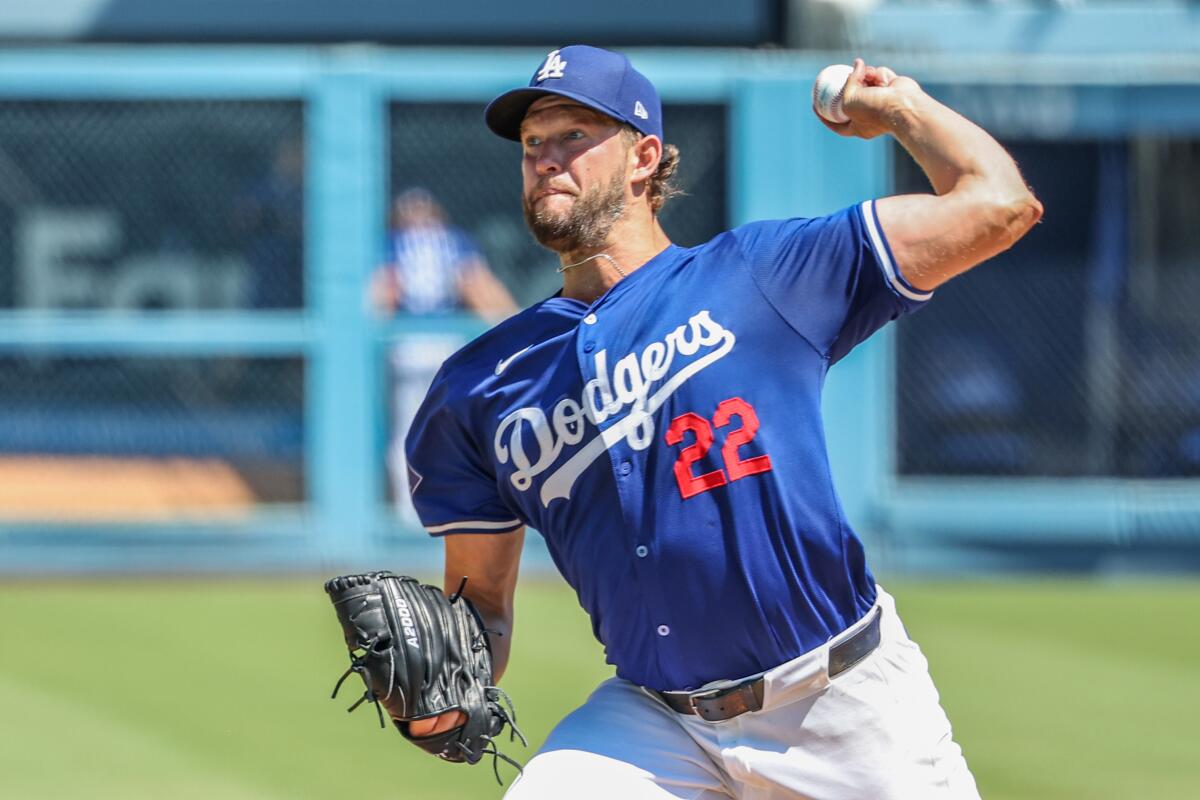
[522,135,542,149]
[565,129,585,141]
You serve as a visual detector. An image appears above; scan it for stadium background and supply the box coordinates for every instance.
[0,2,1198,798]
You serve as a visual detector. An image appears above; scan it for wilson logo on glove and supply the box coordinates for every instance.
[395,597,420,648]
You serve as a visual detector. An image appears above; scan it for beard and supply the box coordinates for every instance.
[522,171,626,253]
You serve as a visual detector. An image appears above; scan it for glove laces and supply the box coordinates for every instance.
[331,621,403,730]
[474,684,527,784]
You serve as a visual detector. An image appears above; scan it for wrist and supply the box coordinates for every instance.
[882,91,924,136]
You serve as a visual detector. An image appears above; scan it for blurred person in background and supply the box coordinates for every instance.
[372,187,516,318]
[372,187,517,521]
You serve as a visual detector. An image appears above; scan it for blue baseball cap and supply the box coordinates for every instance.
[485,45,663,142]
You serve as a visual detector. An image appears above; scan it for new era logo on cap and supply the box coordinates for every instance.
[536,49,567,82]
[484,45,663,142]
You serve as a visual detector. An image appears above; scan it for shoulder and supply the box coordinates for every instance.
[430,301,552,397]
[645,223,825,278]
[666,219,826,273]
[657,226,761,268]
[727,206,864,252]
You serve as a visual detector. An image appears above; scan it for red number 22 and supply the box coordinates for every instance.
[664,397,773,500]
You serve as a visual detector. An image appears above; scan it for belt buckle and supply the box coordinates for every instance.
[687,679,762,721]
[686,685,725,714]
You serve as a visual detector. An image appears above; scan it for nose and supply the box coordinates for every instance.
[533,144,561,176]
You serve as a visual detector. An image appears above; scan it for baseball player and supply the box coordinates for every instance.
[403,45,1042,798]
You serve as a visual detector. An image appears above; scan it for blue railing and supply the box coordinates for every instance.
[0,46,1197,574]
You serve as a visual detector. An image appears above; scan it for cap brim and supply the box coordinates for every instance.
[484,87,625,141]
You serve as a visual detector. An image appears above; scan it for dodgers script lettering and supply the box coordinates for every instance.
[494,310,736,506]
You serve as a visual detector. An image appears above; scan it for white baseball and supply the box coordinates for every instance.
[812,63,853,124]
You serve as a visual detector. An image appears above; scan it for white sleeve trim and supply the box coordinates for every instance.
[860,200,933,303]
[425,518,522,534]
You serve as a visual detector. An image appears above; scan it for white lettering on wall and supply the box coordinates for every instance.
[16,207,248,310]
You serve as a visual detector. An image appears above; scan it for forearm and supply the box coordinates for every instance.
[886,91,1032,206]
[443,528,524,683]
[464,592,515,682]
[839,64,1044,290]
[881,93,1042,289]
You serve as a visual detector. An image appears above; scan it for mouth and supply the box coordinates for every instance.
[531,187,574,204]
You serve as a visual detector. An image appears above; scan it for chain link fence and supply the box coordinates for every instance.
[895,137,1200,478]
[0,100,304,310]
[0,101,306,520]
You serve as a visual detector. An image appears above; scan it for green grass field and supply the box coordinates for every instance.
[1,577,1196,799]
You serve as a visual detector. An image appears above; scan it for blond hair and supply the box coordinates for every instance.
[621,127,684,214]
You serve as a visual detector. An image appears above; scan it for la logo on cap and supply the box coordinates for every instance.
[536,50,567,82]
[634,100,649,120]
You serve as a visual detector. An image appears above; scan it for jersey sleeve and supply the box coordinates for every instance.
[733,200,932,364]
[404,373,523,537]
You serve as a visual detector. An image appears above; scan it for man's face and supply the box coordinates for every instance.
[392,193,442,230]
[519,97,631,253]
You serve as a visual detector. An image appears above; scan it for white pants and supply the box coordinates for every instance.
[505,588,979,800]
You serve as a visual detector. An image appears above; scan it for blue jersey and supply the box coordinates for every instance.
[386,224,481,315]
[405,201,931,691]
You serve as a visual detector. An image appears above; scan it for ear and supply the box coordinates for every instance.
[629,134,663,184]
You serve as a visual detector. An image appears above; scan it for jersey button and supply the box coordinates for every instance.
[583,341,596,353]
[656,625,670,637]
[635,545,648,558]
[583,313,598,325]
[619,460,632,476]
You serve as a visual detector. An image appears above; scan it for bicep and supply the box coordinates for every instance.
[875,188,1026,292]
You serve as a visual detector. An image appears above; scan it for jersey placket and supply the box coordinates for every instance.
[575,298,678,684]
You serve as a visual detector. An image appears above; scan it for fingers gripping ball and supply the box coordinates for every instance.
[812,63,853,124]
[325,572,526,782]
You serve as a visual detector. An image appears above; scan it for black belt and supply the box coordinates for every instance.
[653,606,882,722]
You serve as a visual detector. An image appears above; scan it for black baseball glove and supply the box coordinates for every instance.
[324,571,525,780]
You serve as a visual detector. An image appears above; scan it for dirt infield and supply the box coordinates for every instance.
[0,456,256,520]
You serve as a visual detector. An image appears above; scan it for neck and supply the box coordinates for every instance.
[558,214,671,304]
